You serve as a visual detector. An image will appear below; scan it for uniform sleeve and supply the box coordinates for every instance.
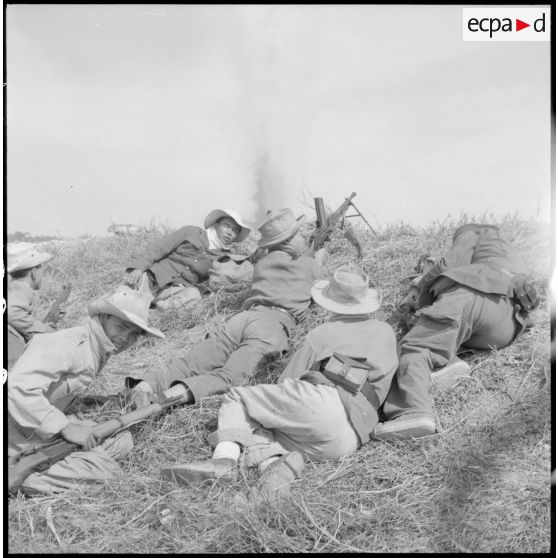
[7,287,50,336]
[277,340,319,382]
[418,229,480,294]
[8,334,76,440]
[127,226,204,272]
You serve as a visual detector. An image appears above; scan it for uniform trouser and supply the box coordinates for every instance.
[382,286,518,421]
[9,417,134,495]
[139,309,292,401]
[7,329,26,371]
[207,379,360,467]
[138,272,201,309]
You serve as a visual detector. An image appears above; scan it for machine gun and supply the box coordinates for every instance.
[8,395,181,495]
[312,192,376,260]
[40,282,72,326]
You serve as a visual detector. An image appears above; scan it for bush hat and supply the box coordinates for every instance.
[204,209,251,243]
[257,208,305,249]
[87,285,165,338]
[7,243,53,274]
[311,265,381,315]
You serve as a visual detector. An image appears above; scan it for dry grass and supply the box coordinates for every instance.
[7,214,552,553]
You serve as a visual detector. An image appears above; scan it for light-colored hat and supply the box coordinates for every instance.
[311,265,381,315]
[257,208,305,249]
[87,285,165,338]
[7,243,53,274]
[203,209,251,243]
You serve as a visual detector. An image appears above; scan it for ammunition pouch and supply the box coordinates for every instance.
[322,353,371,395]
[511,274,540,314]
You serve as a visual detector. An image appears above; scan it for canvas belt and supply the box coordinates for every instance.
[360,382,381,410]
[249,304,296,324]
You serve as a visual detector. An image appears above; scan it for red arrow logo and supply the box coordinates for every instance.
[516,19,530,31]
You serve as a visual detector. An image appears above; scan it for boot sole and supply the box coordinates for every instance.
[373,417,436,440]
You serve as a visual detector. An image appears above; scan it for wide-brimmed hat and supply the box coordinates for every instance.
[311,265,381,315]
[87,285,165,338]
[203,209,251,243]
[7,243,53,274]
[257,208,305,249]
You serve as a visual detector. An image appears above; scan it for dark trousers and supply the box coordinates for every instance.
[383,286,518,420]
[141,308,293,401]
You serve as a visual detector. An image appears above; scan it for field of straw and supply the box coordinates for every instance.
[7,214,552,554]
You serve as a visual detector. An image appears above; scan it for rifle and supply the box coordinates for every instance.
[8,395,180,495]
[312,192,364,259]
[40,282,72,326]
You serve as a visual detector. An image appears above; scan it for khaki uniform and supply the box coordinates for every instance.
[383,224,529,421]
[8,318,132,494]
[127,250,322,400]
[206,315,398,466]
[7,281,51,369]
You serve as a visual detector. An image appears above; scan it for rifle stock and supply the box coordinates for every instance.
[41,282,72,325]
[8,397,179,495]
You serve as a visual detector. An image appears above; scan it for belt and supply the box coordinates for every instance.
[249,304,296,322]
[360,383,380,410]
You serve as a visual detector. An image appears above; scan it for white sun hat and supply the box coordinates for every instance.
[87,285,165,338]
[311,265,381,315]
[203,209,251,243]
[7,243,53,274]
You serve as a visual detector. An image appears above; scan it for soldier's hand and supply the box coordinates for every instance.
[399,285,420,314]
[60,423,100,450]
[124,269,143,289]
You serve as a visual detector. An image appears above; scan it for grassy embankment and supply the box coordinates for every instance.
[7,214,552,553]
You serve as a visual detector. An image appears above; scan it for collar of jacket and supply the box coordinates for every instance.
[86,316,118,360]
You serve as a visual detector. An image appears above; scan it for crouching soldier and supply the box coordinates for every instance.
[7,286,164,495]
[124,208,251,309]
[375,223,538,441]
[7,244,56,370]
[122,208,324,409]
[161,265,398,500]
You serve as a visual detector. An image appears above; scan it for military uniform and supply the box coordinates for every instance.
[7,280,52,369]
[126,250,322,401]
[8,318,133,494]
[207,315,398,466]
[127,225,232,308]
[382,223,529,423]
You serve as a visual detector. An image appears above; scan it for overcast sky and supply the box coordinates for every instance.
[6,4,551,237]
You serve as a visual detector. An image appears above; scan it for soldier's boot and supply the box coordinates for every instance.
[431,357,471,392]
[250,452,305,502]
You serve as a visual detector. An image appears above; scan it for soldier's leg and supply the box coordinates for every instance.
[126,312,246,393]
[20,429,133,495]
[162,380,359,486]
[182,311,290,401]
[210,380,360,464]
[465,293,517,349]
[377,287,479,438]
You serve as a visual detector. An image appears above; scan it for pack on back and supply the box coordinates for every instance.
[208,254,254,292]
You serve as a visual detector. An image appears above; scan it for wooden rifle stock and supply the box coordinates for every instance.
[7,396,180,495]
